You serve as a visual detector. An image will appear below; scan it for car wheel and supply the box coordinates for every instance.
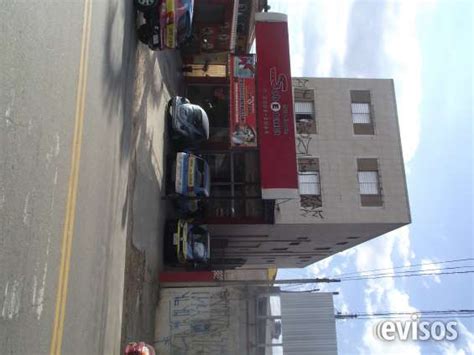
[133,0,158,12]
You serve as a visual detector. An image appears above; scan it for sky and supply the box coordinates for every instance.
[271,0,473,354]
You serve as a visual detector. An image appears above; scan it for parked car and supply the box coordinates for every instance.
[171,151,210,216]
[134,0,194,51]
[164,219,210,268]
[167,96,209,148]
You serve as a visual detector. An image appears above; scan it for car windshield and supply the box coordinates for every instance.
[186,227,209,262]
[192,241,207,261]
[195,158,210,193]
[191,107,205,137]
[195,170,203,188]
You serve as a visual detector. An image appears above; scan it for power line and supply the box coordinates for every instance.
[336,309,474,320]
[335,257,474,278]
[340,269,474,282]
[340,265,474,281]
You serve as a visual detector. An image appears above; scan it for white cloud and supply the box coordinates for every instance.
[307,226,420,354]
[438,321,474,355]
[395,226,415,266]
[305,0,355,77]
[420,258,442,284]
[270,0,355,76]
[381,1,437,162]
[360,319,421,355]
[354,228,420,354]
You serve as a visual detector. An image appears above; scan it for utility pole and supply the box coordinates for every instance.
[161,277,340,288]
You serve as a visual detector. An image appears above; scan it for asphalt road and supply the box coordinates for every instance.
[0,1,138,353]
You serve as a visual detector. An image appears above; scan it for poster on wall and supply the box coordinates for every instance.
[229,55,257,148]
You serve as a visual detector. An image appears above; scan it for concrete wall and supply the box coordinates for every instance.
[208,222,404,268]
[279,77,411,225]
[154,287,249,355]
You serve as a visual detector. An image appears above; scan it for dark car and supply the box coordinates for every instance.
[134,0,194,51]
[164,219,210,268]
[167,96,209,147]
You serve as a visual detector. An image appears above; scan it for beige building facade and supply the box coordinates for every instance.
[208,77,411,268]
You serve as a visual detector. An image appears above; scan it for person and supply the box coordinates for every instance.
[124,342,156,355]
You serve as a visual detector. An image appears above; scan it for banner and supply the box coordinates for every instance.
[229,55,257,148]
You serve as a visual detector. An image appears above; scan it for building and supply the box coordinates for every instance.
[181,0,268,82]
[154,286,338,355]
[171,6,410,269]
[207,77,411,268]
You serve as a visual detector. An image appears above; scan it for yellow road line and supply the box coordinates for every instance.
[50,0,93,354]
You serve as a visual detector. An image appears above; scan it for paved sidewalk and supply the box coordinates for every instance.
[120,40,184,351]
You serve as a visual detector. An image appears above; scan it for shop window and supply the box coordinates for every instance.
[182,64,227,78]
[202,151,265,220]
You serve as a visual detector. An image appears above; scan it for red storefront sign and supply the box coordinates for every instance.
[255,13,298,199]
[229,55,257,148]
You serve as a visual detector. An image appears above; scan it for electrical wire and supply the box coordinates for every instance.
[340,269,474,282]
[336,309,474,320]
[335,257,474,278]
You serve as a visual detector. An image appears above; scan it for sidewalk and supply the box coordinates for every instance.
[120,40,184,351]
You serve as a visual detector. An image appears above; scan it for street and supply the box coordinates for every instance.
[0,0,180,353]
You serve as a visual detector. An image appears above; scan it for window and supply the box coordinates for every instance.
[351,103,371,123]
[298,158,321,195]
[256,295,284,351]
[351,90,374,134]
[202,151,268,220]
[358,171,379,194]
[294,88,317,134]
[298,158,322,208]
[357,158,383,206]
[298,172,320,195]
[295,101,314,120]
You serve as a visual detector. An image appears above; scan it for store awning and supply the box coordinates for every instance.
[255,13,298,200]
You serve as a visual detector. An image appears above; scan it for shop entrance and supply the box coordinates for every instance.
[200,150,272,224]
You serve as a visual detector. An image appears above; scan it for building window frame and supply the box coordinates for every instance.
[294,88,317,134]
[357,158,383,207]
[298,157,322,208]
[351,90,375,135]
